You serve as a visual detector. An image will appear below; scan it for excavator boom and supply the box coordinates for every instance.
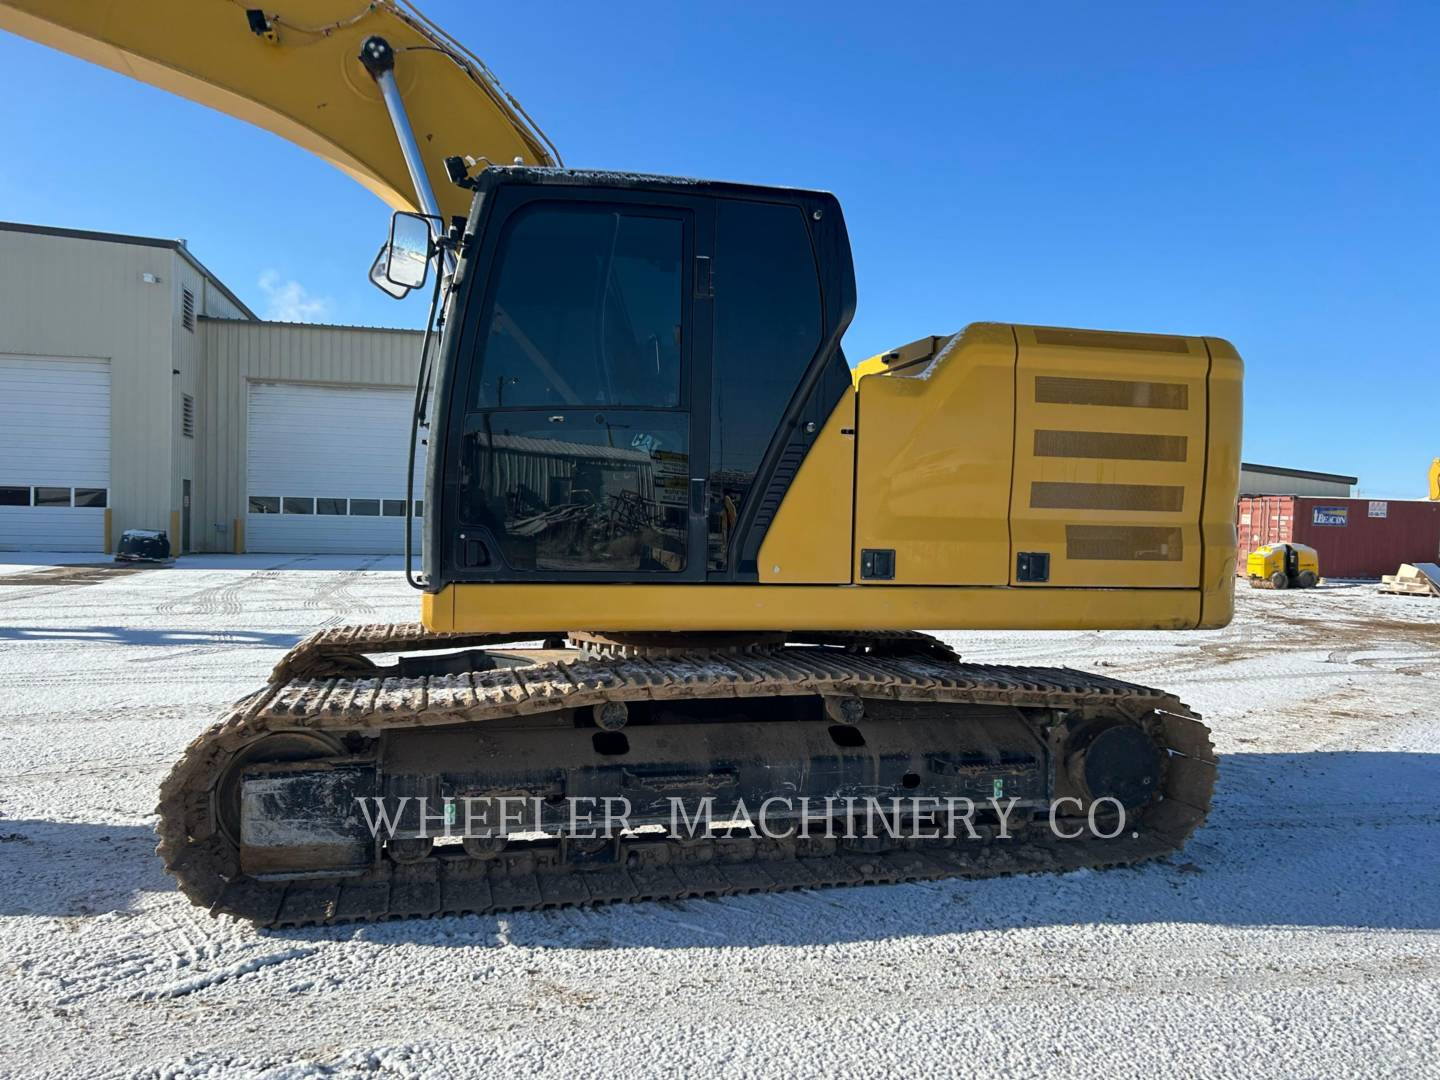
[0,0,559,220]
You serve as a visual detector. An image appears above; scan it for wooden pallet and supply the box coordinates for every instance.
[1378,562,1440,598]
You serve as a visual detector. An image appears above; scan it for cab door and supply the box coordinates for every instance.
[448,189,713,582]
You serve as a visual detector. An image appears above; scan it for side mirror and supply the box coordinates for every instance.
[369,243,410,299]
[385,211,440,290]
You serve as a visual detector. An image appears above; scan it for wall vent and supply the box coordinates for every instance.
[182,393,195,438]
[182,288,196,332]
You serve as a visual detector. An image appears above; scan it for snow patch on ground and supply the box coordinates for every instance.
[0,563,1436,1077]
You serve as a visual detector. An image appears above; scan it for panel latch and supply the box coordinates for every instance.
[1016,552,1050,582]
[860,549,896,580]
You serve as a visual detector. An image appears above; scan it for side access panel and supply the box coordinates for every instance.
[1008,326,1210,589]
[852,323,1016,586]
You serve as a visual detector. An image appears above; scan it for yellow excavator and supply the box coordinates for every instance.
[2,1,1239,926]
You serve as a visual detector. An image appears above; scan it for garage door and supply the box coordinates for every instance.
[0,355,110,551]
[246,382,425,554]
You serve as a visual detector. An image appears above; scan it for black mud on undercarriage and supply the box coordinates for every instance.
[156,626,1216,927]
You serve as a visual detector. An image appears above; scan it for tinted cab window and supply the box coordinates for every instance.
[472,205,683,409]
[461,202,693,575]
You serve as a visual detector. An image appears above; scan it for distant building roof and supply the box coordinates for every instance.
[199,315,421,334]
[0,220,258,320]
[1240,462,1358,486]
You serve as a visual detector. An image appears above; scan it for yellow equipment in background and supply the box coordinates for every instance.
[1428,458,1439,501]
[1247,542,1320,590]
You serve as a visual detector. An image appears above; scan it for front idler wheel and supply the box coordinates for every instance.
[1066,721,1164,811]
[213,731,347,847]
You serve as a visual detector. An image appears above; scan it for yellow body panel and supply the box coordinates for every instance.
[757,388,856,583]
[1008,326,1210,590]
[1429,458,1440,501]
[853,323,1016,586]
[428,583,1200,633]
[0,1,558,221]
[429,320,1244,635]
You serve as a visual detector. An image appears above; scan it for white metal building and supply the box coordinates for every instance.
[0,221,422,554]
[1238,462,1357,499]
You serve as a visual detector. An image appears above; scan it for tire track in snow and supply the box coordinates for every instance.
[155,558,309,618]
[129,946,321,1001]
[303,558,382,628]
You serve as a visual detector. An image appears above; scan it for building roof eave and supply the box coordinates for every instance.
[1240,462,1359,486]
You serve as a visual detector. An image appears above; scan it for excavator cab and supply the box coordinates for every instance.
[418,168,856,592]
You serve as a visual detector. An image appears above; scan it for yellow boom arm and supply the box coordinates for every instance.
[0,0,560,220]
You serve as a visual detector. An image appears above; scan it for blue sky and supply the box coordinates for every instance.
[2,3,1436,496]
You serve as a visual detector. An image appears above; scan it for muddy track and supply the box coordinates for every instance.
[0,564,150,606]
[154,626,1216,928]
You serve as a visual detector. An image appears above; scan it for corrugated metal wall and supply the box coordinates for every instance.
[1237,495,1440,578]
[197,320,423,552]
[0,229,178,542]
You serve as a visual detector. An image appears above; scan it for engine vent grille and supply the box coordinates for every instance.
[1035,376,1189,410]
[1066,525,1183,561]
[1030,482,1184,512]
[1032,328,1192,353]
[1033,430,1188,462]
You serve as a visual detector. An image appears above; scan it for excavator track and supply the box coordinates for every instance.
[157,624,1216,928]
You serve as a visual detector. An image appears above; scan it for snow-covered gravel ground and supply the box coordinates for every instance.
[0,556,1437,1079]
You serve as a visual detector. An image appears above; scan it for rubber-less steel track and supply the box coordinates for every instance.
[156,624,1217,927]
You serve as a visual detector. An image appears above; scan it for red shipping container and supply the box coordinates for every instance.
[1236,496,1440,579]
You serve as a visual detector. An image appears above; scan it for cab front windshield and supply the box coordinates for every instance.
[461,202,690,574]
